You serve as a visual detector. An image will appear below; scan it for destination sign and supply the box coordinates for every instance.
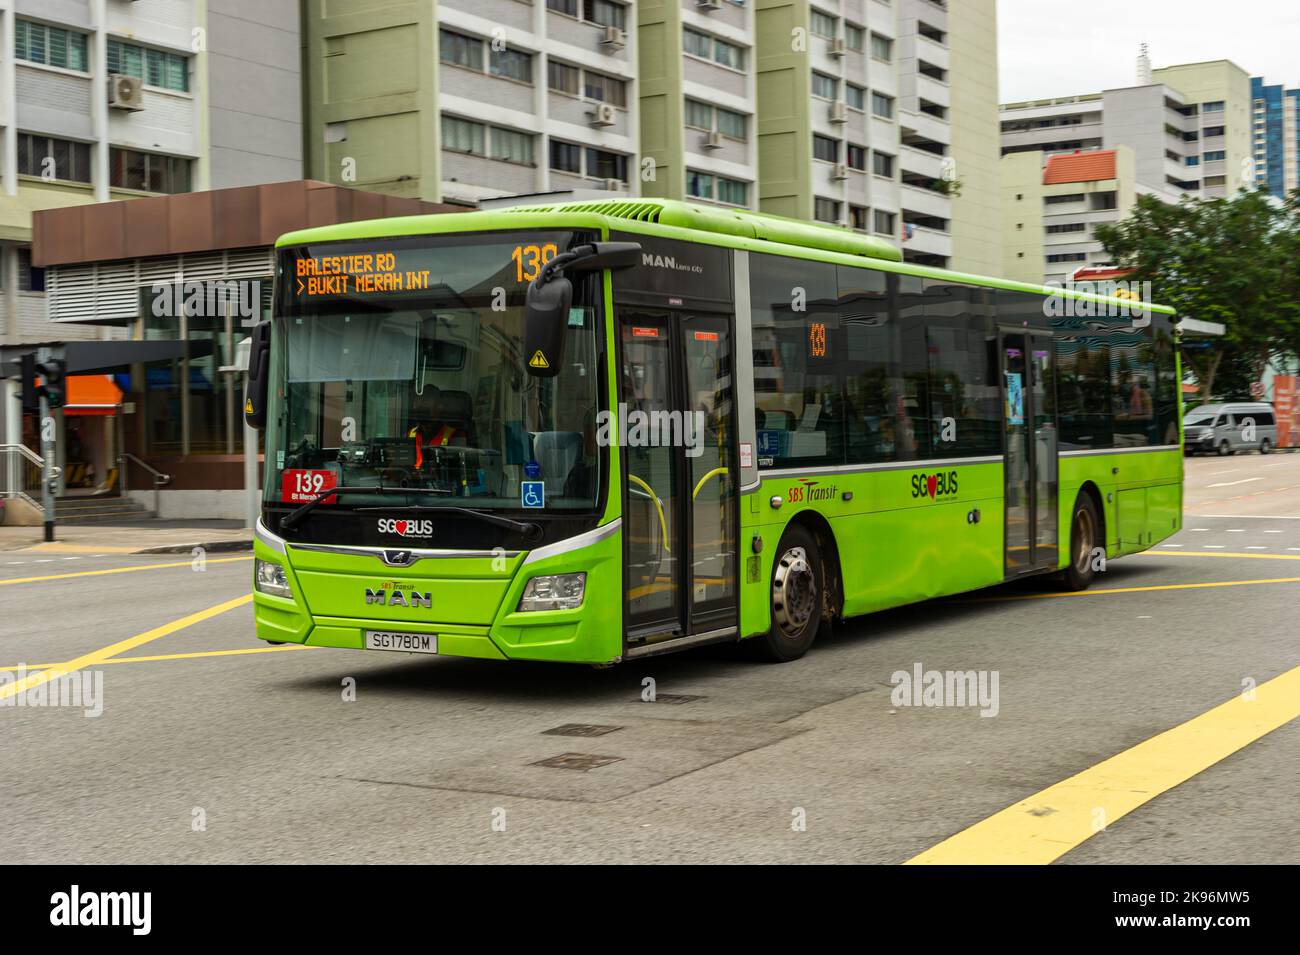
[294,252,432,297]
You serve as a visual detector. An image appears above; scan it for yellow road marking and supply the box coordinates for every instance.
[906,665,1300,865]
[1140,550,1300,560]
[0,594,252,703]
[974,576,1300,601]
[0,643,313,673]
[0,555,251,586]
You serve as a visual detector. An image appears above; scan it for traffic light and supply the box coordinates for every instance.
[34,358,67,409]
[17,352,39,413]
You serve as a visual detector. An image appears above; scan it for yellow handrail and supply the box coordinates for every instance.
[627,474,669,552]
[691,466,728,501]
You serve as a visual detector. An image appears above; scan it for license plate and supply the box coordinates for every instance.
[364,630,437,654]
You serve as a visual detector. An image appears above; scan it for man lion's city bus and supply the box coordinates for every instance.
[246,199,1182,664]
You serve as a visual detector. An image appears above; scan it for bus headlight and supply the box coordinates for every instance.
[255,558,292,598]
[517,572,586,611]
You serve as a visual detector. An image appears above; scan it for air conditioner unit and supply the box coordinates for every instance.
[600,26,627,50]
[829,101,848,124]
[703,130,724,150]
[588,102,617,127]
[602,178,623,191]
[107,73,144,111]
[829,38,847,58]
[697,0,723,8]
[831,163,849,180]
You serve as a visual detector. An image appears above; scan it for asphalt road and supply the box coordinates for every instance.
[0,452,1296,864]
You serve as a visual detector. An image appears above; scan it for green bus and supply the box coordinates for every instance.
[246,199,1182,664]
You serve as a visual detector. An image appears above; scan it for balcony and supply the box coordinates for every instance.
[899,109,949,148]
[901,224,952,259]
[900,181,952,219]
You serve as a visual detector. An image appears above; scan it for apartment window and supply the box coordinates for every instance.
[549,140,582,173]
[489,47,533,83]
[441,115,485,154]
[688,170,715,200]
[812,72,838,100]
[871,150,894,177]
[716,107,746,139]
[583,70,626,106]
[1047,252,1087,263]
[810,10,837,38]
[1203,175,1226,186]
[15,19,89,72]
[1090,192,1117,210]
[849,204,869,231]
[1202,150,1225,162]
[584,0,627,30]
[847,144,867,170]
[712,37,745,70]
[871,91,895,119]
[716,177,747,206]
[683,28,711,59]
[107,39,188,92]
[846,84,866,110]
[873,209,895,235]
[18,249,46,293]
[440,30,482,70]
[814,198,841,223]
[845,24,865,51]
[1203,125,1225,137]
[1185,156,1200,166]
[1046,222,1086,234]
[685,99,712,129]
[491,127,534,164]
[813,135,839,163]
[684,29,745,69]
[870,32,892,62]
[17,134,92,183]
[1202,100,1225,113]
[548,60,580,95]
[587,147,627,181]
[108,148,192,194]
[1045,193,1084,204]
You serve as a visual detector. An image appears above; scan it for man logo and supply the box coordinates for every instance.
[366,588,432,609]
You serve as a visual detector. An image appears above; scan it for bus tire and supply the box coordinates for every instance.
[1260,438,1272,454]
[750,524,822,662]
[1062,494,1101,592]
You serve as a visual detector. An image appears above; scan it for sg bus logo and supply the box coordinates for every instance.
[912,470,958,500]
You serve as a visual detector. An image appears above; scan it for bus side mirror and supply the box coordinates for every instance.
[244,320,271,429]
[523,276,572,378]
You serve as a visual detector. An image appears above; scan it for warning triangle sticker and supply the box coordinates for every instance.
[245,398,255,414]
[528,350,550,369]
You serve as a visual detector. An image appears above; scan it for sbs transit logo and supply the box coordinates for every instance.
[377,518,434,539]
[911,470,958,500]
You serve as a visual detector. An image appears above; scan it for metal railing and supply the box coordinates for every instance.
[0,444,44,511]
[119,453,172,516]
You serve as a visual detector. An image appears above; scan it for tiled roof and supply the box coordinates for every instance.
[1043,149,1117,185]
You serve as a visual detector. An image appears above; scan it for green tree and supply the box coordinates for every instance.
[1095,189,1300,401]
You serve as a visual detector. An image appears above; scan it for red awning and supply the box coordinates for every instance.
[64,375,123,416]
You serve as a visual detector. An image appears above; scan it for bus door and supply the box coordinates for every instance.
[618,309,738,648]
[1000,331,1059,575]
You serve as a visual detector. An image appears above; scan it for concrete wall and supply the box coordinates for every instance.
[946,0,999,275]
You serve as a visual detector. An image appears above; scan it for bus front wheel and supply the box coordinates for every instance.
[750,524,823,662]
[1061,494,1101,592]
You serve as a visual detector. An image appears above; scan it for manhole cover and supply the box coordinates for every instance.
[645,693,704,704]
[531,752,624,772]
[541,723,624,738]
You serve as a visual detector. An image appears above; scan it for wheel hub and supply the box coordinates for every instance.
[772,546,817,636]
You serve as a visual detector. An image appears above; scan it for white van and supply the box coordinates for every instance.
[1182,402,1278,455]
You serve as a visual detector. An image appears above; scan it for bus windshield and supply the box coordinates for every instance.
[265,232,603,525]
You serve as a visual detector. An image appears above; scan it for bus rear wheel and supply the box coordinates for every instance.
[1061,494,1101,592]
[750,524,823,662]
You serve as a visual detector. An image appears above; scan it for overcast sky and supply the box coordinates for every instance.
[997,0,1300,102]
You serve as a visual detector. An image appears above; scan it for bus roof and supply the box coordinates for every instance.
[275,197,1176,316]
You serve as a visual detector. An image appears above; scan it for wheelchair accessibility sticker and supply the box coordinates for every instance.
[521,481,545,508]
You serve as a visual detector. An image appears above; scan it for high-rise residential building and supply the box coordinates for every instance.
[1001,145,1156,286]
[1150,60,1252,198]
[944,0,999,276]
[1251,76,1300,199]
[302,0,1000,271]
[302,0,640,205]
[0,0,302,347]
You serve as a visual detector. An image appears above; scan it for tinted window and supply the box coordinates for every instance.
[839,266,898,464]
[1110,326,1157,446]
[920,280,1001,456]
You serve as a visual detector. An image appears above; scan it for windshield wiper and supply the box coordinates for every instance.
[278,485,450,532]
[354,503,542,542]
